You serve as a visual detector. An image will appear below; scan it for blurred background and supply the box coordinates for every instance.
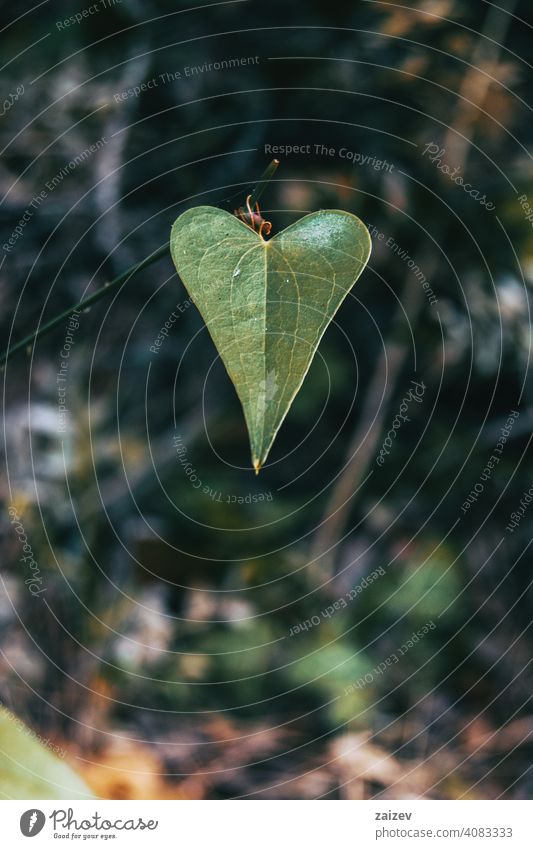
[1,0,533,799]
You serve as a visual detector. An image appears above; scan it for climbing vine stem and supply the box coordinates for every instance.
[0,159,280,368]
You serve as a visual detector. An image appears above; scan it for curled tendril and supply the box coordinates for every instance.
[234,194,272,239]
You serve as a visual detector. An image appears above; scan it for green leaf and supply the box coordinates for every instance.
[170,207,371,472]
[0,707,94,799]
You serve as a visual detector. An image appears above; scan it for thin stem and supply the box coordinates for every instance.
[248,158,279,209]
[0,159,280,368]
[0,244,168,368]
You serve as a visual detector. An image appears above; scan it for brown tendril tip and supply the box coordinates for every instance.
[235,194,272,239]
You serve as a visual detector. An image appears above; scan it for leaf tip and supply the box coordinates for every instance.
[253,458,262,475]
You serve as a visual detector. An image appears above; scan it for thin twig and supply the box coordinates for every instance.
[248,158,280,208]
[0,244,168,368]
[310,2,516,576]
[0,159,281,368]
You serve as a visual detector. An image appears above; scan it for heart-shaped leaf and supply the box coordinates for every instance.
[0,707,94,799]
[170,206,371,472]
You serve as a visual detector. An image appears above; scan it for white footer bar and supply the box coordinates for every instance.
[3,799,532,848]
